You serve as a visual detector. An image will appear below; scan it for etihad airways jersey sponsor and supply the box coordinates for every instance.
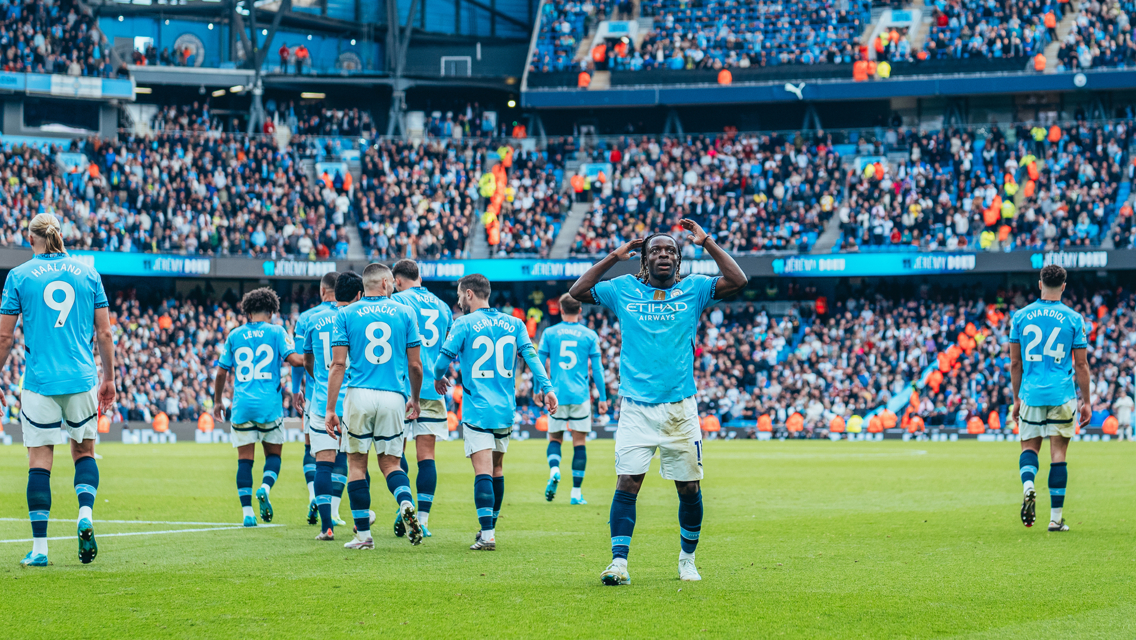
[590,273,720,404]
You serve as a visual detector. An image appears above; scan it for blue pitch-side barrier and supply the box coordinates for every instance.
[523,68,1136,109]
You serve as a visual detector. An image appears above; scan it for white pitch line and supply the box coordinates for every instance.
[0,524,283,544]
[0,518,256,526]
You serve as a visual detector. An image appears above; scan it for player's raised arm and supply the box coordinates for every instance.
[680,219,747,299]
[569,238,644,304]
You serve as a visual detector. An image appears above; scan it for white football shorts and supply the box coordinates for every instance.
[1019,399,1078,440]
[307,408,346,454]
[462,423,510,457]
[549,399,592,434]
[343,388,406,457]
[615,396,703,481]
[231,417,285,448]
[20,387,98,448]
[407,398,448,439]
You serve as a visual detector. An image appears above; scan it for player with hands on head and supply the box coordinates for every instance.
[569,217,747,585]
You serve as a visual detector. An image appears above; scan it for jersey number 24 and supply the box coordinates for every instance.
[1021,324,1067,363]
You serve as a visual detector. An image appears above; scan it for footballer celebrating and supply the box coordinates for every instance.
[392,259,453,537]
[537,293,608,504]
[325,264,425,549]
[569,219,747,584]
[214,288,306,527]
[0,213,117,567]
[1009,264,1092,532]
[434,274,558,551]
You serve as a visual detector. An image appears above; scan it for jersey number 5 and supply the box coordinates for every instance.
[44,281,76,328]
[472,335,517,378]
[1021,324,1067,363]
[558,340,578,370]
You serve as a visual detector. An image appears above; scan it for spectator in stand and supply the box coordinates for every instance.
[0,0,111,77]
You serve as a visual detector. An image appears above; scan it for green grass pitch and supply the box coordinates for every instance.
[1,439,1135,638]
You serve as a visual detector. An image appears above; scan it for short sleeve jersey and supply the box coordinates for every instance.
[294,301,335,396]
[1008,299,1088,407]
[331,295,421,399]
[217,322,296,425]
[537,321,604,406]
[393,286,453,401]
[302,304,347,417]
[590,273,720,404]
[0,252,109,396]
[437,308,548,431]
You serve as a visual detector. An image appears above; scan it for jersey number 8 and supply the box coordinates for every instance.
[472,335,517,379]
[235,345,274,382]
[366,321,393,364]
[1021,324,1067,363]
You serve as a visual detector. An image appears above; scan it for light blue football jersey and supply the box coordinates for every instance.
[1009,299,1088,407]
[217,322,296,425]
[393,286,453,402]
[0,252,108,396]
[303,303,348,417]
[434,308,553,431]
[537,321,607,406]
[590,273,720,404]
[292,301,334,397]
[332,295,421,399]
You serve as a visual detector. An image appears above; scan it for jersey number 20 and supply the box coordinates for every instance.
[472,335,517,378]
[1021,324,1067,363]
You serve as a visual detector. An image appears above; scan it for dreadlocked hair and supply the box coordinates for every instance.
[635,232,683,284]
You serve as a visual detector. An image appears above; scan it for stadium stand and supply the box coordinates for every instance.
[922,0,1056,62]
[0,0,112,77]
[569,133,842,255]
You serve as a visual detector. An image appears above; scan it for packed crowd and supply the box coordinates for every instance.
[836,121,1131,252]
[149,103,222,133]
[923,0,1056,61]
[633,0,871,70]
[685,284,1134,436]
[274,103,375,137]
[0,132,352,258]
[570,133,842,255]
[0,0,112,77]
[529,0,616,73]
[1054,0,1136,71]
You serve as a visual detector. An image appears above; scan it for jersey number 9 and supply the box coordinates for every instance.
[44,281,76,328]
[235,345,274,382]
[1021,324,1067,363]
[472,335,517,379]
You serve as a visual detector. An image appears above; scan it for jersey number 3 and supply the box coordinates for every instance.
[1021,324,1067,363]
